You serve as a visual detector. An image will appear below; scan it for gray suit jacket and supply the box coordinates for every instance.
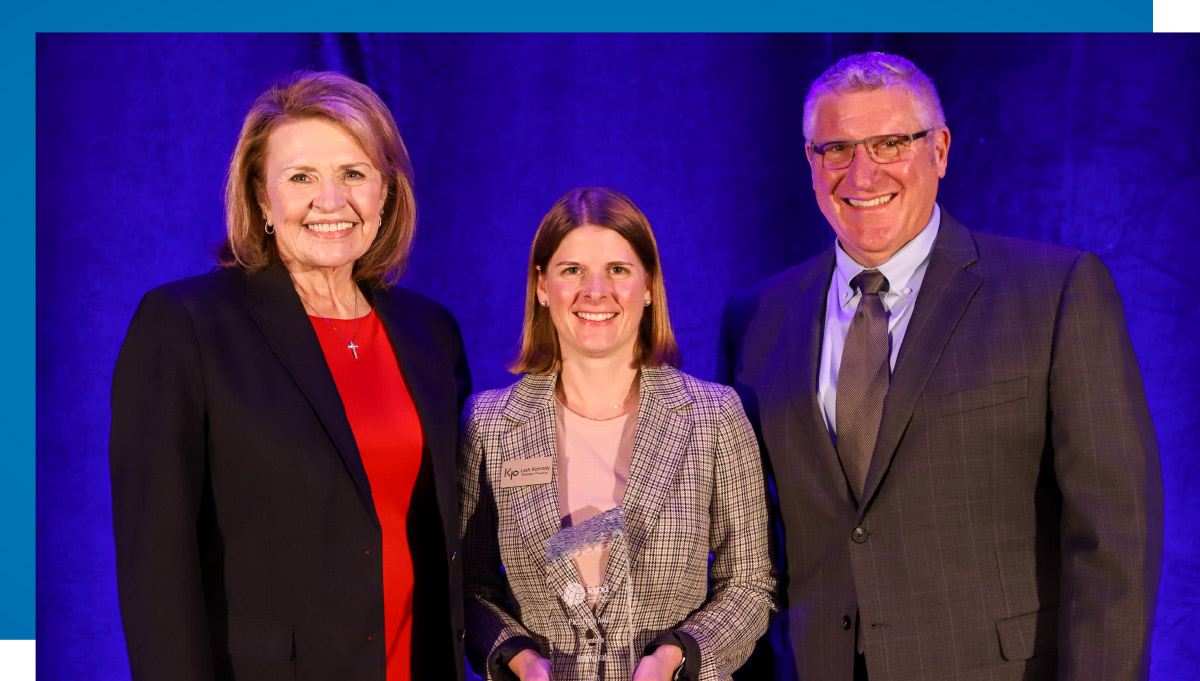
[459,365,777,681]
[719,211,1162,681]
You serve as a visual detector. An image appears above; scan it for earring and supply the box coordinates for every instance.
[539,300,548,307]
[644,299,651,307]
[265,223,275,235]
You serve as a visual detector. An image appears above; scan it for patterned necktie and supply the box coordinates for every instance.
[836,269,890,501]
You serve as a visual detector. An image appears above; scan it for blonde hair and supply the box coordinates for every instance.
[218,70,416,288]
[510,187,681,375]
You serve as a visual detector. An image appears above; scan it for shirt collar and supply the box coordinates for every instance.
[833,203,941,309]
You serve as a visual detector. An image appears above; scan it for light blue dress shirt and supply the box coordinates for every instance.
[818,203,941,439]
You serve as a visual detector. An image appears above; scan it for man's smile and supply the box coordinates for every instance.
[843,193,897,208]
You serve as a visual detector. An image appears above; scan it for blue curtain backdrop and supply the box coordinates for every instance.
[36,33,1199,678]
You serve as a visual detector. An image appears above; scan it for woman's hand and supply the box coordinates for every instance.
[508,648,553,681]
[631,643,684,681]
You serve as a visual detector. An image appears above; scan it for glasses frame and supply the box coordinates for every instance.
[810,128,936,170]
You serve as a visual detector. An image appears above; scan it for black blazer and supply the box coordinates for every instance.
[111,266,471,681]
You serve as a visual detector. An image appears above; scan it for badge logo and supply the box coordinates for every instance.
[500,457,554,488]
[562,582,586,607]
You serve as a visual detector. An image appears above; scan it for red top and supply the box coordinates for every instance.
[310,309,423,681]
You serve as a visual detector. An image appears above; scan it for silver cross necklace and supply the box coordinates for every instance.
[295,277,365,359]
[318,295,362,359]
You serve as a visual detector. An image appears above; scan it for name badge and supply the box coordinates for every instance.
[500,457,554,488]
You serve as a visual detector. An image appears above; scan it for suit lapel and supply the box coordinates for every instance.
[499,374,567,572]
[774,249,851,507]
[244,267,377,520]
[859,211,981,511]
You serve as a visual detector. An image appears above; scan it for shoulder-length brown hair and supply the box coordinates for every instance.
[218,70,416,288]
[510,187,682,375]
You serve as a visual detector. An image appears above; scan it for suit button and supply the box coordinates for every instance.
[457,628,466,643]
[585,629,595,639]
[841,616,852,631]
[851,527,869,543]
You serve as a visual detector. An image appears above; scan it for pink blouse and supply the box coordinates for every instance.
[554,401,637,607]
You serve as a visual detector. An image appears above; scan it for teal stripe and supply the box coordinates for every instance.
[4,27,34,639]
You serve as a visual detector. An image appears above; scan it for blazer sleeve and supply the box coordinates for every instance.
[674,387,779,679]
[1049,252,1162,681]
[110,288,216,681]
[457,394,540,680]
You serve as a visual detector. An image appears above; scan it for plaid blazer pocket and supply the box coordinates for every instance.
[939,376,1029,417]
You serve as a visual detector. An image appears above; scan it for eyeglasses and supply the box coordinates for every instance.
[810,129,935,170]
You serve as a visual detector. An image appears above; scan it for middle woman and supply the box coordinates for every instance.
[459,187,776,681]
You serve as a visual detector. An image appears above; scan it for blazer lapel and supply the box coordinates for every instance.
[592,529,633,623]
[773,249,852,508]
[499,376,602,626]
[859,210,982,511]
[499,374,567,572]
[594,366,690,622]
[545,541,605,628]
[244,267,377,520]
[621,366,692,562]
[371,289,456,541]
[503,368,694,621]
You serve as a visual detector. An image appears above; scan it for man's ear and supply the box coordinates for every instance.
[932,127,951,179]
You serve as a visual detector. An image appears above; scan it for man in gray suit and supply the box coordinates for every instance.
[720,52,1162,681]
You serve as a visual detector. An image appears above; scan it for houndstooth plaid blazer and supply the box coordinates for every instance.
[459,365,777,681]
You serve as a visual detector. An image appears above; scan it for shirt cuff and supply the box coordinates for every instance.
[489,636,540,681]
[646,630,701,681]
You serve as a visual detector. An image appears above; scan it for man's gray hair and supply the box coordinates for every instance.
[802,52,946,143]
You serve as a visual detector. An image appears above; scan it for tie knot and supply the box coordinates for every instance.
[852,269,889,296]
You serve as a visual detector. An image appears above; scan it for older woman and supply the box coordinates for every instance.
[110,71,470,681]
[459,188,776,681]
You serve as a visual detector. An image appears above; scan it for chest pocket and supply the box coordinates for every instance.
[939,376,1028,417]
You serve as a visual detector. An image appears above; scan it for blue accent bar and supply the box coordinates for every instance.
[12,0,1155,31]
[4,28,34,640]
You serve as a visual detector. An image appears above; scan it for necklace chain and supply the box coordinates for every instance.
[319,300,361,359]
[293,276,364,359]
[557,372,640,421]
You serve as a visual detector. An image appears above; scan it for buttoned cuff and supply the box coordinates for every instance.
[645,630,701,681]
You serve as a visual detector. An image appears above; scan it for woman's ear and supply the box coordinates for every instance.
[535,266,548,305]
[256,185,271,224]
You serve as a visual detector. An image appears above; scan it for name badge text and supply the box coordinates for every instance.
[500,457,554,488]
